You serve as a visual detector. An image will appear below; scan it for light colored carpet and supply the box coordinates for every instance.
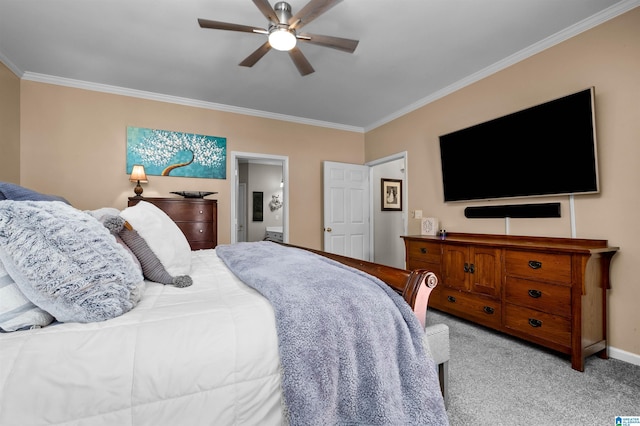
[426,310,640,426]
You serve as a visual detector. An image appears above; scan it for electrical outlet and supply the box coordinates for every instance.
[414,210,422,219]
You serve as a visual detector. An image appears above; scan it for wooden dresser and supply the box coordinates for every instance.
[128,197,217,250]
[402,233,618,371]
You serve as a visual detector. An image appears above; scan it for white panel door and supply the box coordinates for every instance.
[323,161,370,261]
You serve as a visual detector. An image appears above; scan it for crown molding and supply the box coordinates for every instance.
[0,51,23,78]
[7,0,637,134]
[20,72,364,134]
[364,0,640,132]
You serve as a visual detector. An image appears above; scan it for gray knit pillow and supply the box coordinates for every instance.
[103,216,192,288]
[0,201,144,323]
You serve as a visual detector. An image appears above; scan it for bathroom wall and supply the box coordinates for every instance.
[246,163,283,242]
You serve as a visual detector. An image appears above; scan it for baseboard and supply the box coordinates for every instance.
[609,346,640,367]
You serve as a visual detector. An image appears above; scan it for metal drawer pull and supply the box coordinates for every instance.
[483,306,495,315]
[528,260,542,269]
[199,229,203,233]
[528,289,542,298]
[420,248,428,254]
[469,263,475,274]
[463,263,469,273]
[528,318,542,328]
[447,295,456,303]
[199,210,204,214]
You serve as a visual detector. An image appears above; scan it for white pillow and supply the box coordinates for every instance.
[120,201,192,275]
[0,260,54,331]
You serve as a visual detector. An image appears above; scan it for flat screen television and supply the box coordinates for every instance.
[439,88,599,202]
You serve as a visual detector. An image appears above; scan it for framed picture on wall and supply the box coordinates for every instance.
[381,178,402,211]
[252,191,263,221]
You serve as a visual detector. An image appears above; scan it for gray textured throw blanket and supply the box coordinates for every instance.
[216,242,448,426]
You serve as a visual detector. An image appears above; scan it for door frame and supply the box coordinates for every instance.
[321,152,408,263]
[230,151,289,244]
[237,182,247,242]
[365,151,408,262]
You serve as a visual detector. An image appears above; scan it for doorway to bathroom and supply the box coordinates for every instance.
[230,152,288,244]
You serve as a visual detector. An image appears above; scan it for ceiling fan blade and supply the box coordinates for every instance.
[288,47,315,76]
[289,0,342,30]
[252,0,279,24]
[298,33,359,53]
[198,18,266,34]
[239,42,272,68]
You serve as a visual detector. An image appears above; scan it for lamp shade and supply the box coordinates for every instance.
[268,28,297,51]
[129,165,148,183]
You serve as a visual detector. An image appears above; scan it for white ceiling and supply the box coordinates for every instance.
[0,0,636,131]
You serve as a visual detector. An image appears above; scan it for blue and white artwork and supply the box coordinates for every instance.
[126,126,226,179]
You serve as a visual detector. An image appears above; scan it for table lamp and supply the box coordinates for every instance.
[129,165,148,197]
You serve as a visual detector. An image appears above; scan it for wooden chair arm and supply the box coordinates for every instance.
[403,270,438,328]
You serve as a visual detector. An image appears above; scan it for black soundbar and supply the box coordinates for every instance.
[464,202,561,219]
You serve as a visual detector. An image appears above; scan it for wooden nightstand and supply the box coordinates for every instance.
[128,197,217,250]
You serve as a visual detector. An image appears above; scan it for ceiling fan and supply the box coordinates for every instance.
[198,0,359,76]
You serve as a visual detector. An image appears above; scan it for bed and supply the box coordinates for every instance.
[0,184,448,426]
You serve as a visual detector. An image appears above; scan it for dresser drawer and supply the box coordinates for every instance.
[504,303,571,347]
[406,258,441,278]
[407,241,441,264]
[176,222,214,243]
[129,197,218,249]
[505,277,571,318]
[189,241,216,250]
[505,250,572,285]
[265,231,284,242]
[440,288,501,328]
[159,202,214,222]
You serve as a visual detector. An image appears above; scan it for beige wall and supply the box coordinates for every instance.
[18,81,364,249]
[365,8,640,357]
[0,62,20,183]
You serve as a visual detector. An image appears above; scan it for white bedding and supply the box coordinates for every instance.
[0,249,284,426]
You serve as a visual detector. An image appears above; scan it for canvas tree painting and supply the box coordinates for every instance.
[126,126,227,179]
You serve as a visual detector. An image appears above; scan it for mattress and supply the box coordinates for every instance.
[0,249,284,426]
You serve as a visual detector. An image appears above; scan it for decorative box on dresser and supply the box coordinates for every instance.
[128,197,217,250]
[402,233,618,371]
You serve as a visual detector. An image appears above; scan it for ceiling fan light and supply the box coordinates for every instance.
[268,28,296,51]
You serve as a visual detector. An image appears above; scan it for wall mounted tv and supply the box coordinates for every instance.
[439,87,599,202]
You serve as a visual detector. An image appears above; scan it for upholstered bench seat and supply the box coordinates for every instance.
[425,323,450,408]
